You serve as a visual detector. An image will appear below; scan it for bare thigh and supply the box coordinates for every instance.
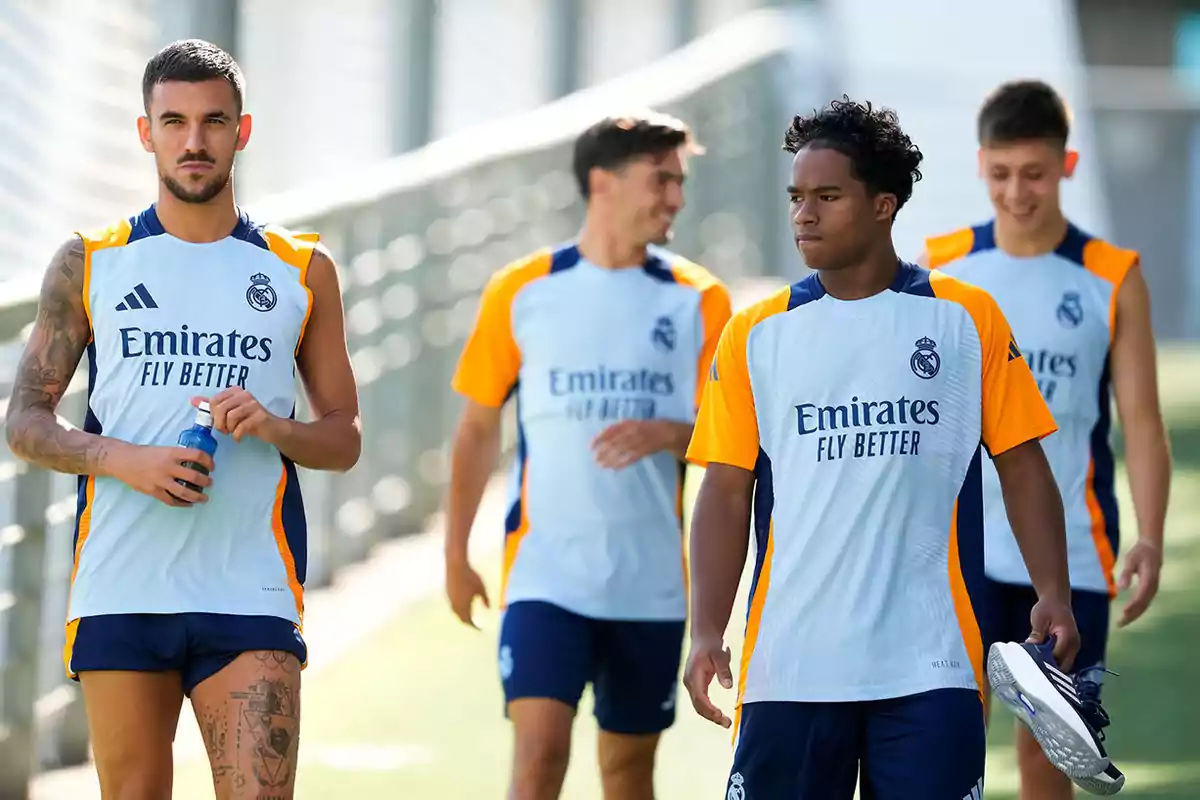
[80,671,184,800]
[190,650,302,800]
[508,697,576,800]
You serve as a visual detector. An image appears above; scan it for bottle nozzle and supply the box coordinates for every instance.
[195,400,214,427]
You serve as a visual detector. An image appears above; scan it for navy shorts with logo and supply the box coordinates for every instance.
[498,600,685,735]
[66,613,308,696]
[977,577,1111,688]
[727,688,986,800]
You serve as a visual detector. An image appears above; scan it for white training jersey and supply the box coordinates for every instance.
[452,243,731,621]
[68,205,314,626]
[687,263,1057,708]
[929,221,1137,597]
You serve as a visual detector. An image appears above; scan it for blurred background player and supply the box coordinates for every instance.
[4,40,361,799]
[922,79,1171,798]
[682,97,1079,800]
[444,112,732,800]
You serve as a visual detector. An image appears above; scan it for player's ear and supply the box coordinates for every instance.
[1063,149,1079,178]
[875,192,897,222]
[236,114,253,151]
[977,148,985,178]
[137,116,154,154]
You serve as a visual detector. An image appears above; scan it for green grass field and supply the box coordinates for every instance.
[169,347,1200,799]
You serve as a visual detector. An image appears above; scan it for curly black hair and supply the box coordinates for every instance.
[783,96,924,218]
[977,80,1070,147]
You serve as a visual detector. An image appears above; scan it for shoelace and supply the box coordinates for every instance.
[1073,664,1119,738]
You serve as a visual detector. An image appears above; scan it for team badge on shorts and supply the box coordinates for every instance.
[1057,291,1084,328]
[910,336,940,379]
[247,272,278,312]
[727,772,746,800]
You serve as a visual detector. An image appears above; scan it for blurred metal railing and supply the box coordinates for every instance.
[0,8,808,794]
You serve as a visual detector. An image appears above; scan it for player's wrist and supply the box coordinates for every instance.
[444,539,471,568]
[102,439,137,481]
[259,414,291,447]
[1134,536,1163,553]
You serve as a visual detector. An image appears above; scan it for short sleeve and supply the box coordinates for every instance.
[451,271,523,407]
[979,296,1058,456]
[686,310,760,470]
[694,282,734,409]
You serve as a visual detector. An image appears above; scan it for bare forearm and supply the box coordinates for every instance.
[1124,418,1171,548]
[661,421,694,459]
[270,412,362,471]
[689,479,752,640]
[5,408,122,476]
[445,426,500,564]
[996,443,1071,602]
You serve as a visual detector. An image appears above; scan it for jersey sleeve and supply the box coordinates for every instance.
[979,294,1059,456]
[686,309,759,470]
[694,281,734,409]
[451,271,522,407]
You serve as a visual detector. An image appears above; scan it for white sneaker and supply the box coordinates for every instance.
[987,638,1125,795]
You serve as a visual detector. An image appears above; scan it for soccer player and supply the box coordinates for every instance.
[4,40,361,798]
[444,112,732,800]
[921,80,1171,797]
[681,97,1081,800]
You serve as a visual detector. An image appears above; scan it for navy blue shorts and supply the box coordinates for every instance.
[977,578,1111,687]
[66,613,308,696]
[728,688,986,800]
[498,600,685,735]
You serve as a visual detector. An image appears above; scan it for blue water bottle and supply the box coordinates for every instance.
[177,400,218,494]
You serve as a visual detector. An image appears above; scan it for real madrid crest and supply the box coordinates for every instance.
[1056,290,1083,328]
[726,772,746,800]
[910,336,940,379]
[247,272,277,312]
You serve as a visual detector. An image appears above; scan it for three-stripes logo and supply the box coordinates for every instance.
[1007,336,1022,362]
[115,283,158,312]
[962,777,984,800]
[1044,661,1082,706]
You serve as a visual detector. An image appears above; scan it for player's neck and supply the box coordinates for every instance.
[576,219,647,269]
[994,211,1069,258]
[155,187,241,244]
[818,247,902,301]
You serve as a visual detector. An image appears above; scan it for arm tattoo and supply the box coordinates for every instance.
[4,236,112,475]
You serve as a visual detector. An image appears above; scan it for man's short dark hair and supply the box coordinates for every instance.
[142,39,245,114]
[572,112,701,199]
[977,80,1070,147]
[783,96,924,218]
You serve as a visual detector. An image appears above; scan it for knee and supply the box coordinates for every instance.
[99,769,173,800]
[513,731,572,783]
[95,747,173,800]
[599,739,656,779]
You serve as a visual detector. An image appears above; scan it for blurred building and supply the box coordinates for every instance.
[0,0,1196,340]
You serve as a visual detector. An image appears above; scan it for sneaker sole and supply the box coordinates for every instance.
[1072,772,1126,796]
[987,642,1116,785]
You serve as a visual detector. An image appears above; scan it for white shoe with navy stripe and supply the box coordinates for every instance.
[987,637,1125,795]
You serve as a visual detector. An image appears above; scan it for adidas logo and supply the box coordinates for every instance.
[962,777,984,800]
[1044,661,1082,704]
[115,283,159,311]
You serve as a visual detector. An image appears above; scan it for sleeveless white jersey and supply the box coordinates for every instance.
[929,221,1138,596]
[67,205,315,625]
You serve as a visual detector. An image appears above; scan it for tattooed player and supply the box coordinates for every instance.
[4,40,360,798]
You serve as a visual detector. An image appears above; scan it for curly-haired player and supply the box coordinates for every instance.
[680,97,1080,799]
